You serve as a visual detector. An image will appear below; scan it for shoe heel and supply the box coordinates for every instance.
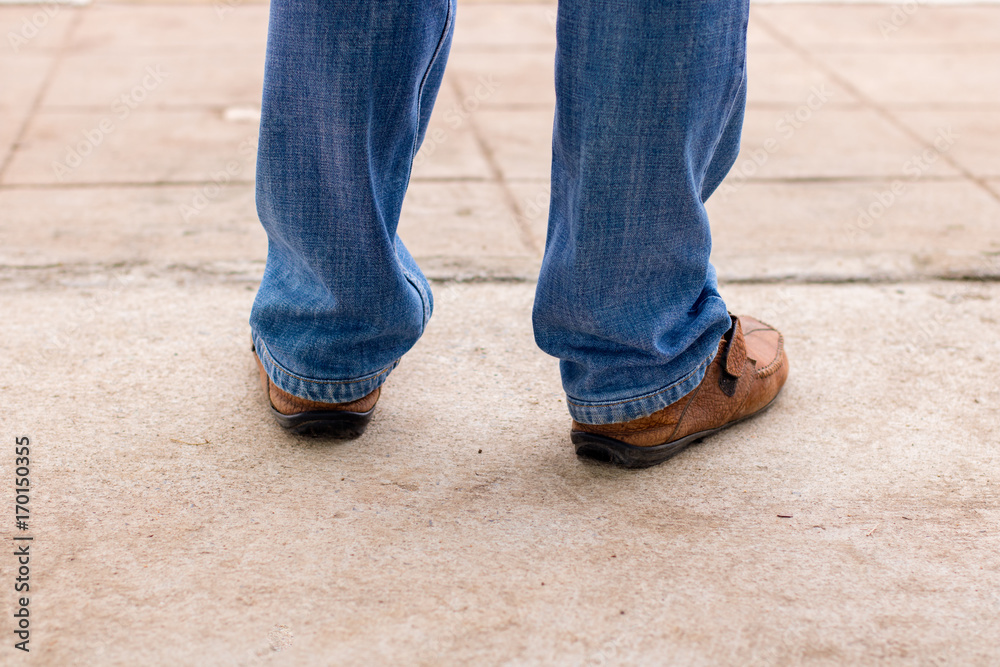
[271,407,375,439]
[571,431,697,469]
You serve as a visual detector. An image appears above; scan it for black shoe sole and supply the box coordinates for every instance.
[571,428,719,469]
[571,395,780,469]
[270,406,375,439]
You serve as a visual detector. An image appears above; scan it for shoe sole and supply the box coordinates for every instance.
[571,395,780,469]
[270,406,375,439]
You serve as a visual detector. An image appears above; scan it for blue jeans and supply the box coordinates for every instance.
[250,0,748,425]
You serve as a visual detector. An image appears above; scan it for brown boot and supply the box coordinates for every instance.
[253,346,380,438]
[571,315,789,468]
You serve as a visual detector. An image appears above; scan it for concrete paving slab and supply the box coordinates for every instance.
[0,0,1000,665]
[459,106,963,186]
[0,5,78,53]
[746,49,857,107]
[475,109,552,181]
[454,4,780,53]
[446,39,844,111]
[410,79,494,182]
[817,51,1000,107]
[3,109,259,185]
[41,49,265,109]
[67,3,269,52]
[0,53,52,110]
[0,184,265,269]
[893,109,1000,179]
[397,181,539,279]
[91,0,265,5]
[6,177,993,287]
[506,180,551,250]
[452,3,781,52]
[754,4,1000,50]
[747,9,784,51]
[511,179,1000,282]
[707,180,1000,281]
[447,50,555,110]
[2,278,999,664]
[457,0,554,5]
[452,3,556,51]
[738,106,961,180]
[0,108,26,170]
[3,3,1000,661]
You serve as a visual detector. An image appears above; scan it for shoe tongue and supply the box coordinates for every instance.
[725,317,747,377]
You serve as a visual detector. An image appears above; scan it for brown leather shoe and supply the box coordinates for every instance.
[571,315,789,468]
[253,346,380,438]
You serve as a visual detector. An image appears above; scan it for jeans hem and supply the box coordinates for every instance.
[252,334,397,403]
[566,346,719,425]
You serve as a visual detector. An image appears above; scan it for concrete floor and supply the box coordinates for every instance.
[1,0,999,664]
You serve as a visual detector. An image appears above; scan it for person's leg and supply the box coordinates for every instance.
[533,0,752,426]
[251,0,455,408]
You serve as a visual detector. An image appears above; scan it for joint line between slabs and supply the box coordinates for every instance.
[1,261,998,287]
[447,76,542,256]
[0,180,256,190]
[0,8,87,184]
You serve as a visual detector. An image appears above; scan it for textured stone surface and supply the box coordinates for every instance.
[2,1,1000,663]
[41,50,266,108]
[819,52,1000,107]
[753,4,1000,49]
[447,51,556,109]
[893,109,1000,179]
[707,180,1000,281]
[452,3,556,51]
[398,181,539,279]
[66,3,270,50]
[0,53,51,110]
[746,48,854,106]
[4,109,260,185]
[410,79,494,182]
[0,185,265,268]
[0,6,77,53]
[2,279,999,664]
[474,109,553,181]
[0,109,25,171]
[737,107,961,180]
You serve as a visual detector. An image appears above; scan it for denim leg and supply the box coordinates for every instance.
[533,0,749,424]
[250,0,455,402]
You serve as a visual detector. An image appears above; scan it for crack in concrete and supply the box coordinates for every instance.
[0,261,998,288]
